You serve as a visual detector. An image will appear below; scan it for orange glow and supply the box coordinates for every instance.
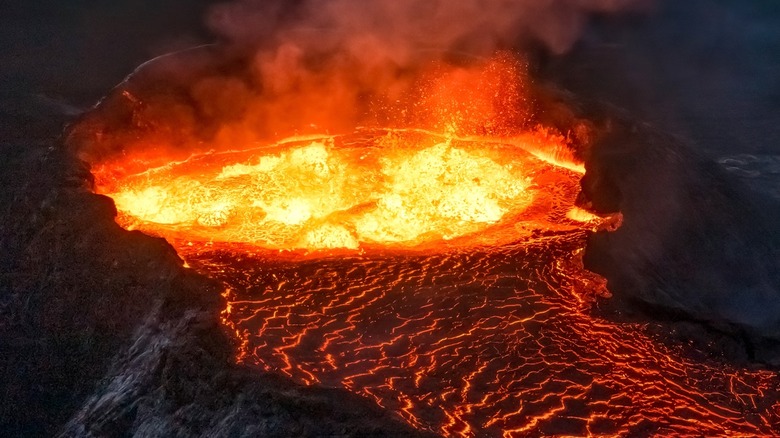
[87,54,594,254]
[206,232,779,437]
[95,128,587,253]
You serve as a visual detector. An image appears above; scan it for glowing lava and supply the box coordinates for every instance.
[93,128,586,254]
[202,236,779,437]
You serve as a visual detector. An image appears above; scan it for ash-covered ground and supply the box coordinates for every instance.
[2,1,780,436]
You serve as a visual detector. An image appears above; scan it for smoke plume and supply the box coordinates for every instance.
[71,0,652,164]
[200,0,651,134]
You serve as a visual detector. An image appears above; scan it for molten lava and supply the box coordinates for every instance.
[93,128,586,254]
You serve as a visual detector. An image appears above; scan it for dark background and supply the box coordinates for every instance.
[552,0,780,157]
[0,1,212,104]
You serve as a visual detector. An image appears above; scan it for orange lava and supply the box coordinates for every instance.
[92,128,588,254]
[91,124,779,435]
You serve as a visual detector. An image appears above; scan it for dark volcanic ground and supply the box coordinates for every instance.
[2,0,780,436]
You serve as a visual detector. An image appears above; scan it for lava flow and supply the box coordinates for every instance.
[84,54,780,436]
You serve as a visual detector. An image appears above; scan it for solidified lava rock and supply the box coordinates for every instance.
[578,107,780,361]
[0,105,429,437]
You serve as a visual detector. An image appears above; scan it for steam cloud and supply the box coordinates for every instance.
[72,0,652,163]
[199,0,651,137]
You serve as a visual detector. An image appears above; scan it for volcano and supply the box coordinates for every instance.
[52,41,779,435]
[2,1,780,437]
